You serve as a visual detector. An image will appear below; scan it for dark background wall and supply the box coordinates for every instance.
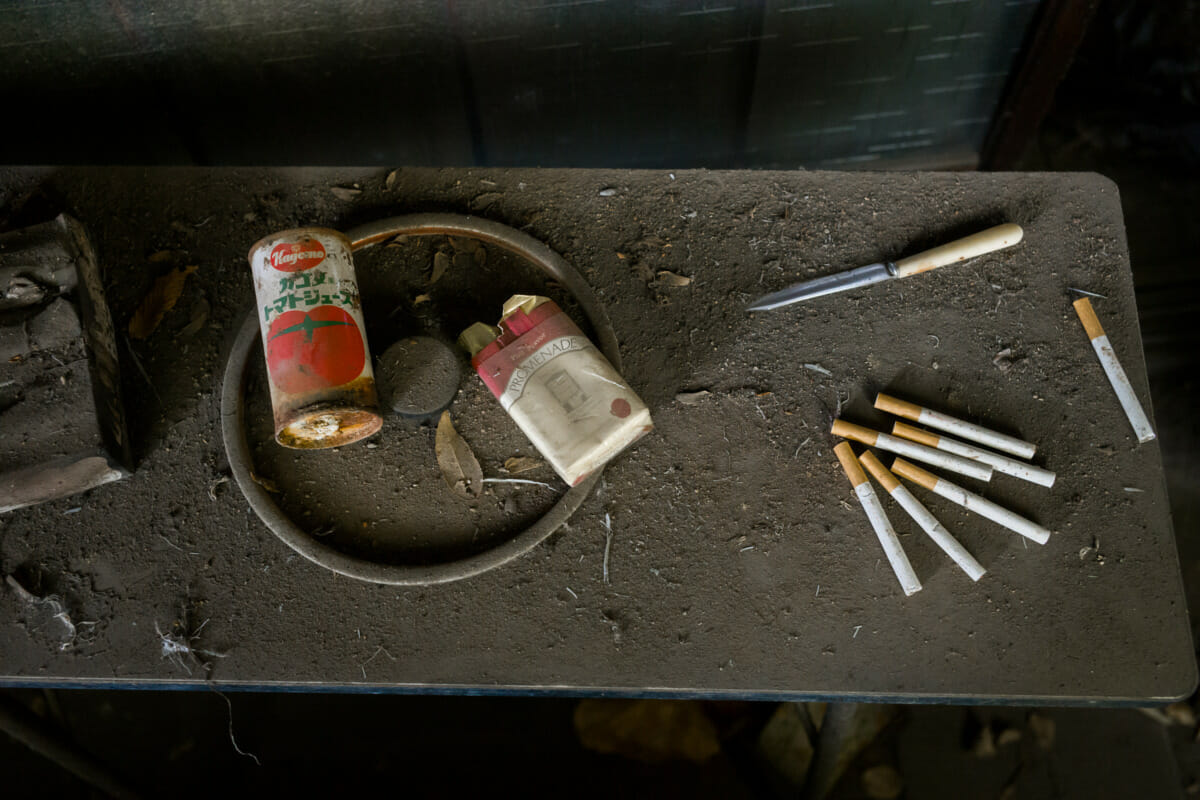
[0,0,1043,169]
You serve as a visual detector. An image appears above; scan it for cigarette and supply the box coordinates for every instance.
[834,443,922,596]
[1072,297,1156,444]
[891,421,1056,488]
[875,393,1036,460]
[831,419,993,482]
[859,450,986,582]
[891,457,1051,545]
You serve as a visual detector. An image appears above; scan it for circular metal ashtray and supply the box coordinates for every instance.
[221,213,620,585]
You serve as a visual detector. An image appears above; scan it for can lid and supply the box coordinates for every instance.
[501,294,551,320]
[458,322,502,356]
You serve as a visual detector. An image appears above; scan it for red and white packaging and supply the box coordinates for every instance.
[466,296,652,486]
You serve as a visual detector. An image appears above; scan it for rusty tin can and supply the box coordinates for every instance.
[247,227,382,449]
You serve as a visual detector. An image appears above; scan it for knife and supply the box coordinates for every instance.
[746,223,1024,312]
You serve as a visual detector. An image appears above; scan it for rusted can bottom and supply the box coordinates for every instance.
[275,403,382,449]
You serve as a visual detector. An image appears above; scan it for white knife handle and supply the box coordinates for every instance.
[894,223,1023,278]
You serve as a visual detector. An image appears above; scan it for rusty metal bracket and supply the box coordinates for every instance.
[221,213,619,585]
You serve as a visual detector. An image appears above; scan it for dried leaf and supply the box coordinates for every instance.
[413,293,431,306]
[386,234,409,248]
[129,264,198,340]
[385,169,399,190]
[436,411,483,499]
[330,186,361,201]
[1166,702,1197,727]
[148,250,180,263]
[657,270,692,287]
[861,765,904,800]
[180,297,210,338]
[430,251,450,285]
[250,471,279,493]
[448,236,480,254]
[675,390,711,405]
[1027,712,1055,750]
[503,456,544,475]
[996,727,1022,747]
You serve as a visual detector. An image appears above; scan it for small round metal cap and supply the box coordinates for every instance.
[376,336,462,418]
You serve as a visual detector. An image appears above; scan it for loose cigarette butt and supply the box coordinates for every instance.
[892,422,1056,488]
[862,450,985,581]
[1072,297,1105,340]
[833,442,867,487]
[874,393,923,420]
[891,421,940,448]
[834,420,993,482]
[858,450,900,493]
[874,392,1036,460]
[831,419,879,446]
[853,482,922,596]
[891,458,1051,545]
[1073,298,1156,444]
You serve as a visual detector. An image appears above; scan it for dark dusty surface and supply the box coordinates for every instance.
[0,167,1191,702]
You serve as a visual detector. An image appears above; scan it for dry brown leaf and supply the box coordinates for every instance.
[385,169,399,190]
[861,765,904,800]
[503,456,544,475]
[1027,712,1055,750]
[330,186,361,201]
[436,411,482,499]
[657,270,692,287]
[430,251,450,285]
[413,294,431,306]
[180,297,210,338]
[250,471,279,493]
[129,264,198,340]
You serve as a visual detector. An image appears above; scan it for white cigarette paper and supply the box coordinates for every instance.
[855,483,923,596]
[892,458,1051,545]
[832,420,993,482]
[890,484,987,581]
[875,393,1036,460]
[1072,298,1155,442]
[891,422,1056,488]
[859,450,986,582]
[833,442,922,596]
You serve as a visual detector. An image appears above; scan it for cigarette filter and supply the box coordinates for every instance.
[832,419,993,482]
[875,393,1036,460]
[891,458,1051,545]
[891,422,1055,488]
[834,443,922,596]
[1072,297,1156,444]
[859,450,986,582]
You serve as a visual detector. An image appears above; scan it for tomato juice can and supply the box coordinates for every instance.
[247,227,382,449]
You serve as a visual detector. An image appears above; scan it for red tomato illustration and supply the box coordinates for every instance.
[266,306,365,394]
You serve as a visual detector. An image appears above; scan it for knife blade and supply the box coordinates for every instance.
[746,223,1024,312]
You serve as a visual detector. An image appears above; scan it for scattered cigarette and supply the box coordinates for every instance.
[834,442,922,596]
[859,450,986,581]
[891,457,1051,545]
[832,419,993,482]
[890,421,1056,488]
[1073,298,1156,444]
[875,392,1036,460]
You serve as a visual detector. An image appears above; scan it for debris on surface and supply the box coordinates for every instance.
[482,477,556,490]
[503,456,543,474]
[385,170,400,190]
[674,390,711,405]
[435,411,483,499]
[429,250,450,285]
[413,293,431,306]
[6,574,76,649]
[329,186,361,201]
[992,347,1021,373]
[804,363,833,376]
[602,512,612,584]
[574,698,720,764]
[598,187,618,197]
[249,471,279,493]
[208,474,229,501]
[128,264,198,339]
[155,618,226,676]
[656,270,692,287]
